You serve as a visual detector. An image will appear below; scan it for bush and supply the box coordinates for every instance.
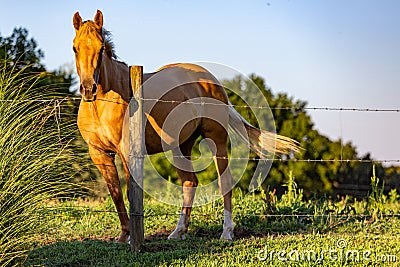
[0,62,82,266]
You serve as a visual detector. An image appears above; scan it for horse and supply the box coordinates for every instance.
[73,10,299,243]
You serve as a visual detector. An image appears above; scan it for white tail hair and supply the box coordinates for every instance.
[228,105,300,158]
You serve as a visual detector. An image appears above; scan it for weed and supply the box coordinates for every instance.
[366,165,386,221]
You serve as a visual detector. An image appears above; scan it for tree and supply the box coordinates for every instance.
[0,27,45,72]
[144,73,386,197]
[224,74,389,197]
[0,27,76,96]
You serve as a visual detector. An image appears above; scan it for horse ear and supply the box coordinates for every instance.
[94,10,103,30]
[73,12,82,30]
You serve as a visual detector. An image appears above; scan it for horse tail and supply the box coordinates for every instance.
[228,105,300,158]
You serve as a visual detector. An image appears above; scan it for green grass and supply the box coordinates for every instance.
[25,229,400,267]
[0,62,83,266]
[24,190,400,267]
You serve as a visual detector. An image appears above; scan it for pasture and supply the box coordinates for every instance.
[25,182,400,267]
[2,52,398,267]
[1,9,399,267]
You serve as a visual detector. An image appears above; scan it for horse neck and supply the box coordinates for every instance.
[98,56,130,103]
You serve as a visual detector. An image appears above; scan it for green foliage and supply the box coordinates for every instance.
[275,171,305,212]
[366,165,386,221]
[265,85,368,196]
[0,27,44,72]
[24,189,400,266]
[0,62,83,266]
[0,27,102,193]
[26,230,400,267]
[388,189,399,204]
[0,27,76,99]
[142,73,400,198]
[223,73,399,197]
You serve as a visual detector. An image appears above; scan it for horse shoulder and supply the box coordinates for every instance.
[77,100,126,152]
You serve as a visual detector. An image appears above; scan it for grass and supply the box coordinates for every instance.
[26,229,400,267]
[0,62,83,266]
[24,184,400,266]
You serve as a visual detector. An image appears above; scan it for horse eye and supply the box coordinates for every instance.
[73,46,78,54]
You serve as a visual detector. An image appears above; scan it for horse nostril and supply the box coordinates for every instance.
[92,83,98,94]
[82,80,93,91]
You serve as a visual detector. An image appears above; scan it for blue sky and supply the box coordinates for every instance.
[1,1,400,162]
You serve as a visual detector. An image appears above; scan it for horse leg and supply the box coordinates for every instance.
[119,153,131,202]
[203,122,234,240]
[214,145,234,240]
[168,137,198,240]
[89,146,130,243]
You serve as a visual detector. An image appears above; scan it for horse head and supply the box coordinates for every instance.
[72,10,105,102]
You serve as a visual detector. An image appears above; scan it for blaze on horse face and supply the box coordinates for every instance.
[73,10,104,102]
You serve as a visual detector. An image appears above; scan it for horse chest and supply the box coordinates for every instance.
[77,105,124,151]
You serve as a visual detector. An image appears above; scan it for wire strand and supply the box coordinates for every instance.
[17,151,400,164]
[1,97,400,112]
[41,207,400,218]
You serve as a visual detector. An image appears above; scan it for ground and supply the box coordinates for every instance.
[24,191,400,267]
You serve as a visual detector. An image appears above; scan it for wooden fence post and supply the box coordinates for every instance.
[129,65,144,252]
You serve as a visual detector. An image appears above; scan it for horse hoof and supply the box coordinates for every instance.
[168,230,186,240]
[117,231,130,243]
[220,229,234,241]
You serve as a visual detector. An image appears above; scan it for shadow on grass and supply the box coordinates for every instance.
[26,232,237,267]
[25,219,314,266]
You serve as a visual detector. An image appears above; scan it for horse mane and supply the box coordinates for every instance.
[102,28,118,61]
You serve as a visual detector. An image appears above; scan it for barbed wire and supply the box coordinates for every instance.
[3,97,397,227]
[17,151,400,164]
[1,96,400,112]
[140,98,400,112]
[0,97,78,103]
[4,96,400,164]
[130,154,400,164]
[41,207,400,218]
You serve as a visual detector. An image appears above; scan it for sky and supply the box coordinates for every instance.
[1,0,400,163]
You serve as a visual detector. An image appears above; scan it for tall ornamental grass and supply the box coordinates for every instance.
[0,62,82,266]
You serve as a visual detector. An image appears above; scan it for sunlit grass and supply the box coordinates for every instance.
[0,62,82,266]
[26,192,400,267]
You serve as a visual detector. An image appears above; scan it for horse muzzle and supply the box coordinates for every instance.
[80,82,98,102]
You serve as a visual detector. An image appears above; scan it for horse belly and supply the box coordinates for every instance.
[143,112,200,155]
[141,66,218,154]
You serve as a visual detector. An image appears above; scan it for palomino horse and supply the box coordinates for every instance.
[73,10,299,243]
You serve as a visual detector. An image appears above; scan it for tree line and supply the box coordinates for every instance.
[2,27,399,198]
